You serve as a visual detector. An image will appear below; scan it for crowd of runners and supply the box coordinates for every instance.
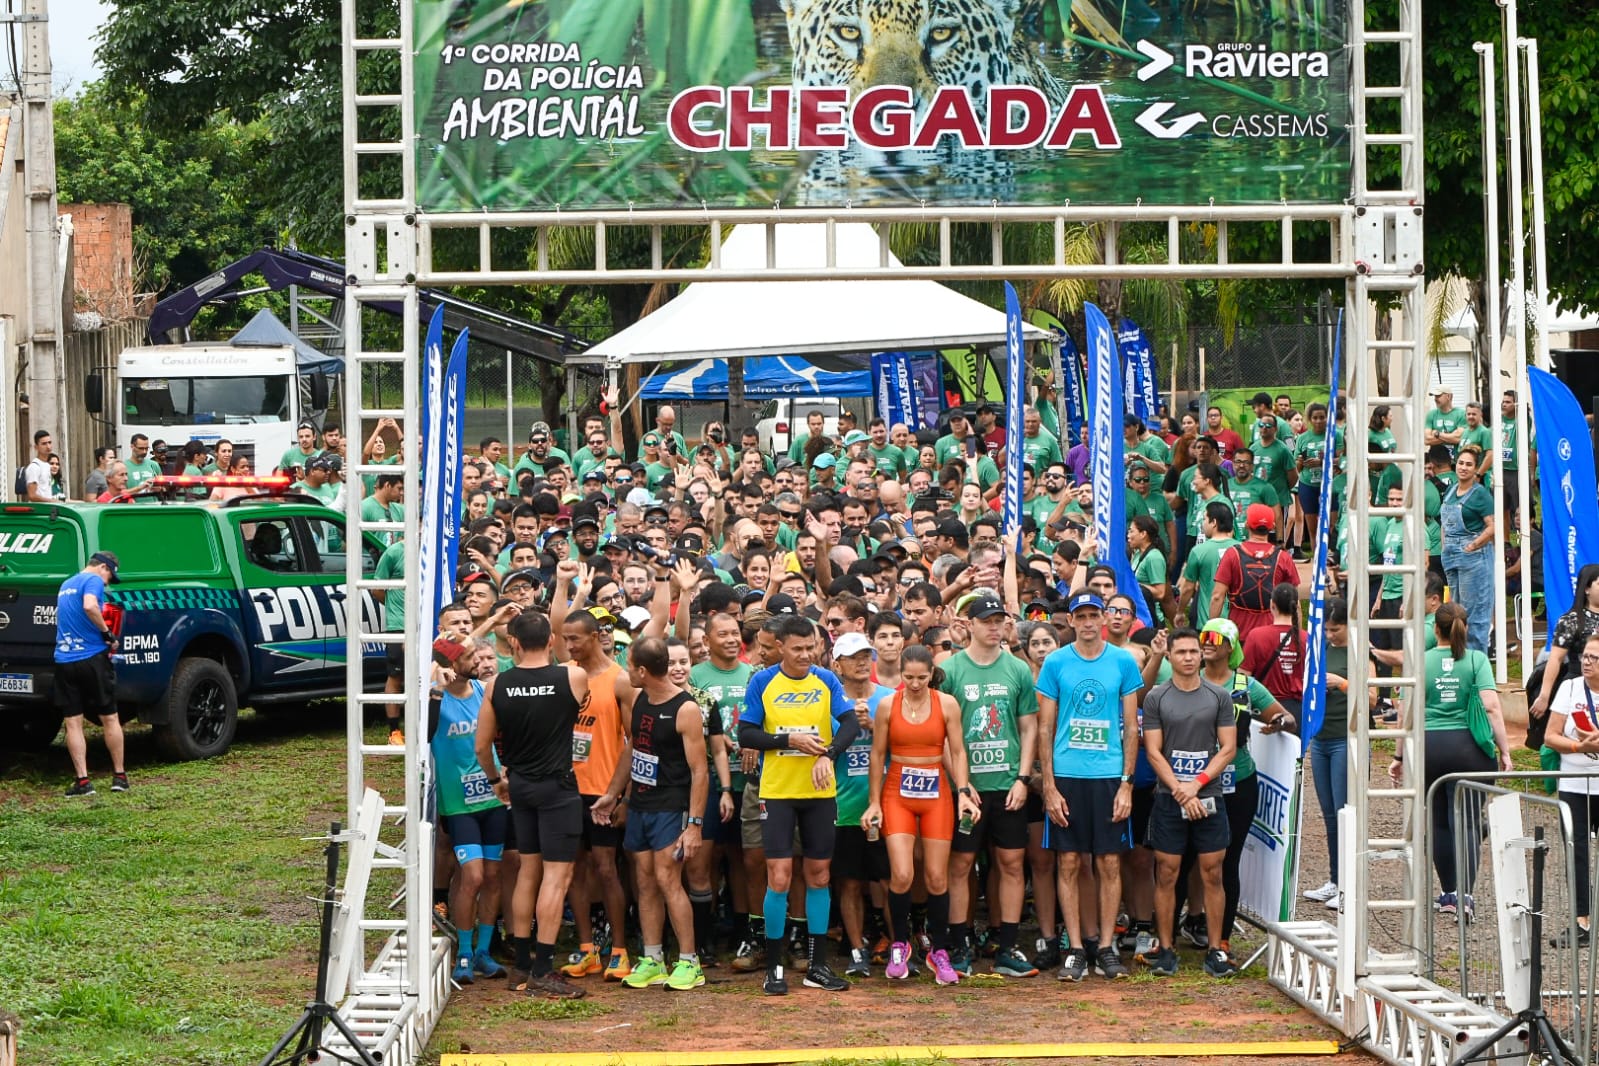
[289,383,1535,997]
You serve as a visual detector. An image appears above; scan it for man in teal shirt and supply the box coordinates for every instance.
[1250,419,1296,536]
[1019,408,1063,473]
[866,418,908,477]
[1227,448,1281,535]
[935,409,977,465]
[1424,390,1465,457]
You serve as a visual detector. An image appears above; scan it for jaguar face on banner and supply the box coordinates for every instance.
[416,0,1351,212]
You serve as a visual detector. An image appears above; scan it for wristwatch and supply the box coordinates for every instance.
[1016,773,1033,787]
[1119,774,1133,784]
[686,816,705,826]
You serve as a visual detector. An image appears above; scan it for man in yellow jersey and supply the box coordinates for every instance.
[558,608,635,982]
[739,614,861,996]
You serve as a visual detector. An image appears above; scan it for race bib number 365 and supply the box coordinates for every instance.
[461,770,495,804]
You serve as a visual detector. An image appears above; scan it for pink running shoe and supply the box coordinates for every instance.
[885,941,912,980]
[929,948,960,986]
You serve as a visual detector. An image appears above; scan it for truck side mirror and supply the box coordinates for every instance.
[85,373,104,415]
[308,372,330,411]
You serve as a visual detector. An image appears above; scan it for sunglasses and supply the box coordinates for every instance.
[598,624,615,634]
[645,516,670,525]
[860,583,877,594]
[899,576,920,588]
[931,640,954,651]
[613,476,633,484]
[1200,630,1229,646]
[780,511,802,521]
[1131,477,1150,484]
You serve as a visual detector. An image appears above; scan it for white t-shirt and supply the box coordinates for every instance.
[1551,677,1599,795]
[24,458,54,500]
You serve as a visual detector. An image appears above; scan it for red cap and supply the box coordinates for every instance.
[1245,503,1276,532]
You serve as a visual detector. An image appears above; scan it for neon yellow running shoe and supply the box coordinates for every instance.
[622,955,668,988]
[666,958,705,991]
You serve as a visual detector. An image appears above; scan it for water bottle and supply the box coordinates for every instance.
[866,816,880,843]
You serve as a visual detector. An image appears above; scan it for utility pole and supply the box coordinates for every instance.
[16,0,65,475]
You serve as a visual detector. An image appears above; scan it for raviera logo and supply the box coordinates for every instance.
[0,532,54,554]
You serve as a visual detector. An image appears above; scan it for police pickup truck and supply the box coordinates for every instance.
[0,479,388,759]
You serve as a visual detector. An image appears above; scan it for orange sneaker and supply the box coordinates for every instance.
[561,949,602,978]
[603,949,633,981]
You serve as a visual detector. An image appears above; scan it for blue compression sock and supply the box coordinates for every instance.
[806,885,831,936]
[475,923,495,956]
[457,929,473,961]
[763,887,789,939]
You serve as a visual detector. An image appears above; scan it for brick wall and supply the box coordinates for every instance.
[59,202,135,321]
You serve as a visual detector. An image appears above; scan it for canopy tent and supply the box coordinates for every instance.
[639,355,875,400]
[229,308,343,374]
[586,223,1050,365]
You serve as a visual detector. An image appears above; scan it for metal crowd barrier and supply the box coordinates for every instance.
[1421,770,1599,1062]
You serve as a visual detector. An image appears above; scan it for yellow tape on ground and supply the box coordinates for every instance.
[441,1039,1343,1065]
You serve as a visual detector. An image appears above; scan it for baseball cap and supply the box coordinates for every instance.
[962,593,1007,620]
[619,605,652,631]
[573,515,600,530]
[528,420,552,439]
[1200,618,1245,670]
[675,531,705,556]
[775,457,798,472]
[1123,412,1143,429]
[625,487,653,507]
[1067,591,1105,613]
[834,632,875,659]
[843,430,870,447]
[541,527,569,544]
[812,453,837,470]
[502,567,541,590]
[586,605,619,626]
[458,570,496,590]
[935,517,969,543]
[581,468,606,482]
[431,638,469,665]
[1245,503,1276,532]
[766,593,799,616]
[90,551,121,583]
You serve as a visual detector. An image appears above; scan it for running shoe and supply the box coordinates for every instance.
[1148,947,1180,977]
[1133,929,1160,962]
[525,971,587,1000]
[1203,949,1240,978]
[1435,892,1458,915]
[472,951,505,979]
[885,942,912,980]
[1551,925,1592,949]
[622,956,669,988]
[699,948,719,971]
[561,949,601,978]
[729,939,763,973]
[666,958,705,990]
[948,943,974,977]
[976,927,999,957]
[845,947,872,978]
[1056,947,1088,982]
[1082,936,1100,960]
[764,964,789,996]
[452,958,474,985]
[871,935,891,965]
[65,778,95,797]
[803,961,851,991]
[505,967,530,992]
[1094,948,1130,980]
[1114,914,1133,952]
[110,773,130,793]
[993,947,1038,978]
[603,949,632,981]
[388,728,405,746]
[1462,895,1476,924]
[1180,914,1210,950]
[1303,880,1339,903]
[928,948,960,986]
[1325,894,1342,912]
[1034,936,1062,971]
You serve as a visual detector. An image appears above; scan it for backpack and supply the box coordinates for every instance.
[1230,544,1283,613]
[14,466,27,499]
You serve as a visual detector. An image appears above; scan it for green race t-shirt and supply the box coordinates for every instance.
[867,443,907,478]
[1252,439,1295,502]
[1426,407,1465,449]
[1228,477,1279,529]
[692,659,754,792]
[938,650,1038,793]
[124,457,163,488]
[1021,431,1063,473]
[1423,646,1494,731]
[1182,536,1238,627]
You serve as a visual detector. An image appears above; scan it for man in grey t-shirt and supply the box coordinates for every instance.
[1140,628,1237,978]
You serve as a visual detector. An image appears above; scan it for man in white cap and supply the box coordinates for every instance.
[830,631,894,977]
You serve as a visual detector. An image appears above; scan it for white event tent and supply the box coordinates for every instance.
[584,223,1050,365]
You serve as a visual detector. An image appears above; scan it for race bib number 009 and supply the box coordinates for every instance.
[968,739,1012,775]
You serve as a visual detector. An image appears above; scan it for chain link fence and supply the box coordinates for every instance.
[1172,321,1341,395]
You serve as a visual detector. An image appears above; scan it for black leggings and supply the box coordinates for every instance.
[1423,728,1495,894]
[1221,772,1260,943]
[1560,791,1599,919]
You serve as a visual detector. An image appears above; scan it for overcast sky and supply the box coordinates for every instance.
[43,0,107,92]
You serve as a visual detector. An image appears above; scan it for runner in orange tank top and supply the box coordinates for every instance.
[861,646,981,985]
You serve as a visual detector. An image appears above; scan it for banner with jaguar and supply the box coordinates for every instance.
[414,0,1352,213]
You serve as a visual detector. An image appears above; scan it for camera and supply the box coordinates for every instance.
[709,427,724,443]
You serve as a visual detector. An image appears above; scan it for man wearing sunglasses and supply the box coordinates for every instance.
[1123,464,1173,559]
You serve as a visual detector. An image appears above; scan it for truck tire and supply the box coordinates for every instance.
[10,705,64,752]
[154,658,239,760]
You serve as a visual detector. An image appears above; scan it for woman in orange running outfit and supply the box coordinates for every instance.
[861,645,981,985]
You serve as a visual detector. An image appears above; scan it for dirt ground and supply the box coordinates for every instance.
[428,954,1366,1065]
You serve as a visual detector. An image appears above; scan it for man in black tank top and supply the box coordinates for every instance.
[476,611,590,1000]
[598,636,709,991]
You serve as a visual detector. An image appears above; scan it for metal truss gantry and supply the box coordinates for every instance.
[330,0,1508,1061]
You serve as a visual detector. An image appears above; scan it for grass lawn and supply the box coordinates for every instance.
[0,710,371,1066]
